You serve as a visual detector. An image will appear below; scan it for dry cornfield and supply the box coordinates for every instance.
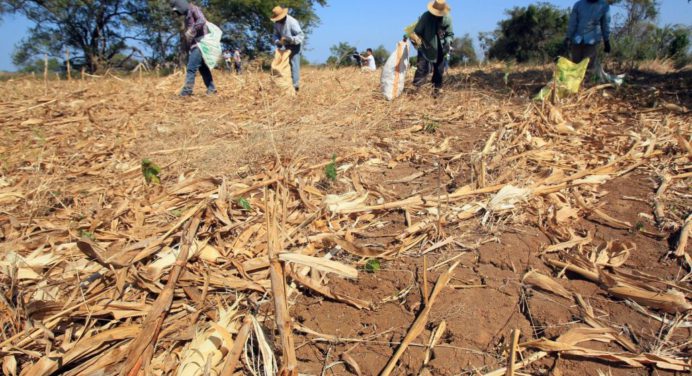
[0,66,690,376]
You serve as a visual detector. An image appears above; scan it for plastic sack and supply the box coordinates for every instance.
[535,57,589,101]
[596,63,625,87]
[271,49,295,96]
[198,22,223,69]
[380,41,410,101]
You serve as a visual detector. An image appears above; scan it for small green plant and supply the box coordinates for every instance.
[141,158,161,185]
[80,229,94,239]
[365,259,381,273]
[503,61,515,86]
[635,222,645,231]
[238,197,252,211]
[324,154,337,182]
[424,121,439,134]
[170,209,182,217]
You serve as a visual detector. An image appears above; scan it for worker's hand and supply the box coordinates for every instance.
[280,37,287,45]
[410,33,422,48]
[185,28,196,43]
[604,39,612,54]
[563,37,571,51]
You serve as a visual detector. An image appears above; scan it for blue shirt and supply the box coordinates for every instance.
[567,0,611,45]
[274,15,305,50]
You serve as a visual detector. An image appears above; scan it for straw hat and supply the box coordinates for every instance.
[270,6,289,22]
[428,0,451,17]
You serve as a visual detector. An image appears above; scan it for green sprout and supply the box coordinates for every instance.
[365,259,381,273]
[325,154,337,182]
[238,197,252,211]
[141,158,161,185]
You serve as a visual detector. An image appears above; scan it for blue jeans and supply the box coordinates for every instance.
[181,47,216,96]
[287,45,301,89]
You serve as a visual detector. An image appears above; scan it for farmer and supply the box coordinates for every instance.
[361,48,377,72]
[411,0,454,96]
[565,0,611,76]
[223,50,232,71]
[233,49,242,74]
[271,6,305,93]
[171,0,216,96]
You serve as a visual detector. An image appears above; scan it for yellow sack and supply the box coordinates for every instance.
[535,57,590,101]
[271,49,295,96]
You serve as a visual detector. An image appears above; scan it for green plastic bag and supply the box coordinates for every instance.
[198,22,223,70]
[535,57,590,101]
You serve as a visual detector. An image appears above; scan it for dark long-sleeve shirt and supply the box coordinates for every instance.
[567,0,611,46]
[185,5,207,49]
[414,11,454,63]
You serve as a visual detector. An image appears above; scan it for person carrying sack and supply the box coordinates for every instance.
[271,6,305,93]
[171,0,217,96]
[565,0,612,81]
[411,0,454,97]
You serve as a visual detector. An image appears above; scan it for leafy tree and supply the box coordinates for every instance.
[486,3,569,63]
[18,57,61,74]
[609,0,691,66]
[449,34,478,66]
[1,0,327,71]
[371,45,389,67]
[2,0,146,73]
[207,0,326,59]
[132,0,182,66]
[611,0,659,39]
[328,41,358,67]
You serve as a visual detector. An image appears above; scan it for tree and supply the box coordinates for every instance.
[18,57,61,74]
[328,41,358,67]
[486,3,569,63]
[449,34,478,66]
[2,0,147,73]
[132,0,182,66]
[608,0,691,66]
[371,45,389,67]
[1,0,328,71]
[611,0,659,39]
[207,0,326,59]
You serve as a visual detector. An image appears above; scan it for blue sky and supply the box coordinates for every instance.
[0,0,690,70]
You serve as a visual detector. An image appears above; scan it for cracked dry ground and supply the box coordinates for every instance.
[1,66,690,375]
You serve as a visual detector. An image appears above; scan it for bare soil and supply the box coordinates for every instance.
[1,65,689,376]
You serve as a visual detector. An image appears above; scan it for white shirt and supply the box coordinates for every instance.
[364,55,376,71]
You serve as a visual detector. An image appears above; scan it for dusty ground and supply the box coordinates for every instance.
[1,65,690,376]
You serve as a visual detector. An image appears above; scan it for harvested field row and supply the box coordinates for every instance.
[0,66,690,376]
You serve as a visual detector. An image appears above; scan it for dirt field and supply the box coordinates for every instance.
[0,65,690,376]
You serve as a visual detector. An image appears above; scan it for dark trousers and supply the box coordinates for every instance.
[413,47,445,89]
[181,47,216,96]
[570,43,598,70]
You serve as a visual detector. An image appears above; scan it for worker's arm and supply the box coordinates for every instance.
[442,15,454,46]
[285,17,305,45]
[413,14,425,37]
[601,3,611,43]
[187,6,206,36]
[566,4,578,41]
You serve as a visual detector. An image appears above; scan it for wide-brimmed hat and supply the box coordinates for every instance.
[428,0,451,17]
[270,6,289,22]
